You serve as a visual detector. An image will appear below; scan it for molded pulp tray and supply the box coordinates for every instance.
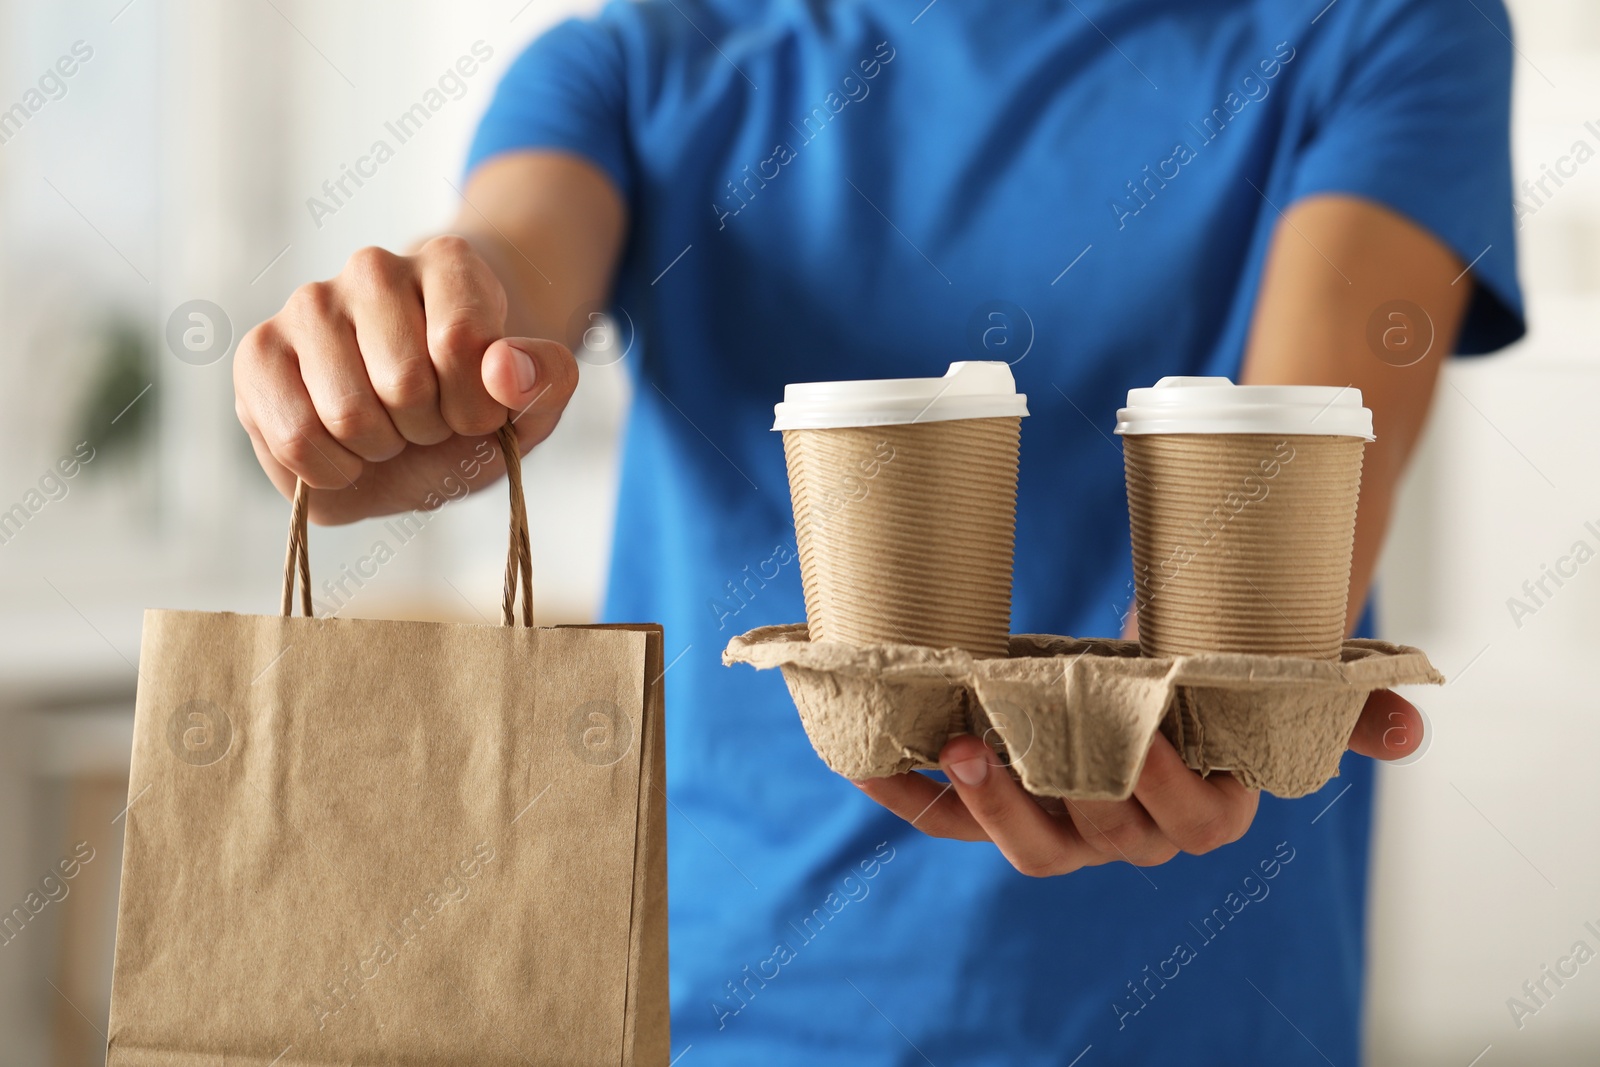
[723,624,1443,800]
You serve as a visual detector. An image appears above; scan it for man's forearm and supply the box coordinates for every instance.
[439,151,628,352]
[1241,194,1470,632]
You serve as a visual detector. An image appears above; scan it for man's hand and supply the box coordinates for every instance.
[854,688,1423,877]
[234,152,626,525]
[234,236,578,524]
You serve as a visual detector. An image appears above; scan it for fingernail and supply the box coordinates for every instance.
[948,756,987,787]
[509,343,537,393]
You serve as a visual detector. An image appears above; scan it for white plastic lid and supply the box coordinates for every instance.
[771,361,1029,430]
[1114,377,1374,440]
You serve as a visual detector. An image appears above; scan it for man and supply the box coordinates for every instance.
[233,0,1523,1061]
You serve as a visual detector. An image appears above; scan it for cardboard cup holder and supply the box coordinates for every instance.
[723,623,1443,800]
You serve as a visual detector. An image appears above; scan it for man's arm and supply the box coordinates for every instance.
[451,152,627,347]
[859,194,1452,876]
[1240,193,1471,629]
[233,151,625,524]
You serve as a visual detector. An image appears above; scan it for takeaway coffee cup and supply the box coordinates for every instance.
[773,362,1029,657]
[1115,377,1374,660]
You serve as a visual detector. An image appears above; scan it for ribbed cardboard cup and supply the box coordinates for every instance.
[1125,433,1365,660]
[783,417,1021,658]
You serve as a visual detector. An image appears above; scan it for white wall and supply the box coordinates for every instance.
[1365,4,1600,1062]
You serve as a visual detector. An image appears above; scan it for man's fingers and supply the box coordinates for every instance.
[853,772,989,842]
[485,338,579,447]
[939,735,1099,877]
[234,322,365,490]
[343,247,452,447]
[283,285,407,464]
[1064,798,1179,867]
[236,400,297,501]
[1349,689,1425,761]
[1132,732,1259,856]
[418,235,510,437]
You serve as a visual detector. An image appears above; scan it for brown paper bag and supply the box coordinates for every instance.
[108,426,668,1066]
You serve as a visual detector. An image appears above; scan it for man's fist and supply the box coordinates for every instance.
[233,235,578,523]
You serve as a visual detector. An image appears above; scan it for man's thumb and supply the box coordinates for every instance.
[481,337,576,412]
[1348,689,1425,761]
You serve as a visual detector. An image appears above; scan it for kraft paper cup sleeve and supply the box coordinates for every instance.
[724,626,1443,800]
[1124,433,1365,660]
[783,418,1021,658]
[1116,378,1374,662]
[774,362,1028,659]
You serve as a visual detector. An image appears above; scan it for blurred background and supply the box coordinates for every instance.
[0,1,1594,1063]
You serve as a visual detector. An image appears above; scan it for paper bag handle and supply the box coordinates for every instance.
[281,423,533,626]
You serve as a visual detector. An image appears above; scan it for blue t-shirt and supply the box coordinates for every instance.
[468,1,1523,1062]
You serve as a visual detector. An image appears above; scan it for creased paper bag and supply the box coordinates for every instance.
[108,426,668,1066]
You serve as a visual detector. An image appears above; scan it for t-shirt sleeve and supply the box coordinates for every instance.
[465,17,632,200]
[1286,0,1524,354]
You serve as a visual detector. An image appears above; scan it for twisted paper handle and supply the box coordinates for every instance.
[282,422,532,626]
